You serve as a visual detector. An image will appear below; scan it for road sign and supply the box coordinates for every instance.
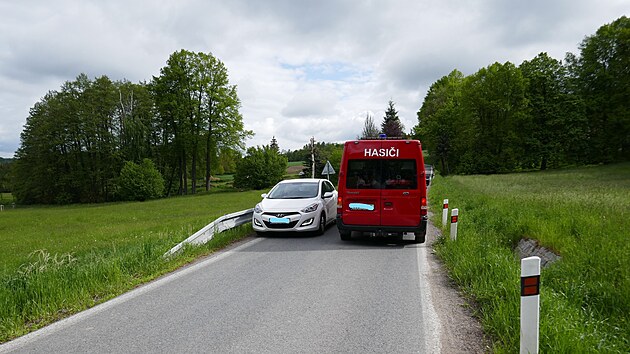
[321,161,336,175]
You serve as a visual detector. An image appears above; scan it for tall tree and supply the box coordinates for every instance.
[569,16,630,162]
[520,53,588,169]
[460,62,529,173]
[360,113,380,139]
[199,54,250,191]
[381,100,405,137]
[413,70,465,175]
[270,136,279,151]
[116,81,158,164]
[152,50,252,194]
[151,53,192,195]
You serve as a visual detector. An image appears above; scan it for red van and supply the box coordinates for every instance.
[336,139,428,243]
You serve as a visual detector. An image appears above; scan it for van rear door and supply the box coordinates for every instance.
[341,142,381,227]
[380,141,424,227]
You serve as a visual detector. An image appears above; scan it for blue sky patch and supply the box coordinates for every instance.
[281,62,365,82]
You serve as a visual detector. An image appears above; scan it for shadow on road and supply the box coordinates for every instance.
[242,224,425,253]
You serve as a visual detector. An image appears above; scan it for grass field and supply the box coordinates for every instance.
[0,189,263,342]
[429,163,629,352]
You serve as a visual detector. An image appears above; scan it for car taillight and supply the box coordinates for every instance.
[421,197,427,215]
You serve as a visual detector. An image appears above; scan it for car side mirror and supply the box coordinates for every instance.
[261,193,268,198]
[323,192,333,199]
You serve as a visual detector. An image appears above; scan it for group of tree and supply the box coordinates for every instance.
[358,100,406,139]
[283,141,343,174]
[233,143,287,190]
[12,50,251,204]
[299,140,343,180]
[413,16,630,175]
[0,158,12,194]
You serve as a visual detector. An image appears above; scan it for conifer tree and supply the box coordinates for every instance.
[381,100,405,137]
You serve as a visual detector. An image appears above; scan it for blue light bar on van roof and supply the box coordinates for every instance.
[378,134,387,139]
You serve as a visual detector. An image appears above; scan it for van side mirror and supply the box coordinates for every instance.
[323,192,333,199]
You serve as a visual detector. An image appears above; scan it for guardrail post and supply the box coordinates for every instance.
[442,199,449,226]
[520,256,541,354]
[450,208,458,240]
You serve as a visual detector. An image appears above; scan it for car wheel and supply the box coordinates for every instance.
[339,230,351,241]
[412,231,426,244]
[316,213,326,236]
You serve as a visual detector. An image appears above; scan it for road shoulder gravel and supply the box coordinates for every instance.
[424,219,490,353]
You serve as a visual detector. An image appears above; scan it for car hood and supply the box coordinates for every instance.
[259,197,320,212]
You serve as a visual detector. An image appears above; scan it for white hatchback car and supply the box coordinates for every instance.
[253,179,338,235]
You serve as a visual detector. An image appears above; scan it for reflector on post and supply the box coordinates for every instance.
[450,208,458,240]
[521,275,540,296]
[442,199,449,226]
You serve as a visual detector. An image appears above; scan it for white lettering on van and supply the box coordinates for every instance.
[364,148,400,157]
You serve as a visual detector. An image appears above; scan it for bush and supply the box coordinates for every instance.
[234,146,287,190]
[116,159,164,201]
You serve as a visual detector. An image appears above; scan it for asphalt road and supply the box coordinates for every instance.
[1,226,443,353]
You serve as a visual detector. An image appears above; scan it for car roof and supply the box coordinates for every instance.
[278,178,324,184]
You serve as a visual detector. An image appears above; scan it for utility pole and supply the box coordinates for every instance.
[310,136,316,178]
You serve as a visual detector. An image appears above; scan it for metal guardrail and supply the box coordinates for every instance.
[164,208,254,257]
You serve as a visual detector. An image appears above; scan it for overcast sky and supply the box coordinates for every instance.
[1,1,628,157]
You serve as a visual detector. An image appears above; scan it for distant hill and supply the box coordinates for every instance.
[0,157,13,164]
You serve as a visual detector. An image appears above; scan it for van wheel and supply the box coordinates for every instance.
[339,230,351,241]
[413,232,426,244]
[316,213,326,235]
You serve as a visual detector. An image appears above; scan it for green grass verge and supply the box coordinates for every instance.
[0,190,263,343]
[287,161,304,167]
[429,163,629,353]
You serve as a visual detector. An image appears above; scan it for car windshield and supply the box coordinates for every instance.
[268,182,319,199]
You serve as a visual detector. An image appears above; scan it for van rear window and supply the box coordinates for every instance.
[346,159,417,189]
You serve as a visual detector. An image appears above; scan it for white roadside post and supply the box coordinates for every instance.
[0,205,3,211]
[450,208,458,240]
[442,199,449,226]
[520,256,541,354]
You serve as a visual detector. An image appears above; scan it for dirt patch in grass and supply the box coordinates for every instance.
[286,165,303,175]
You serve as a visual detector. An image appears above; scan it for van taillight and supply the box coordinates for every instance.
[421,197,428,215]
[337,196,343,209]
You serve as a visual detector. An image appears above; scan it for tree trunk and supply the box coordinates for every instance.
[191,147,197,194]
[205,128,212,191]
